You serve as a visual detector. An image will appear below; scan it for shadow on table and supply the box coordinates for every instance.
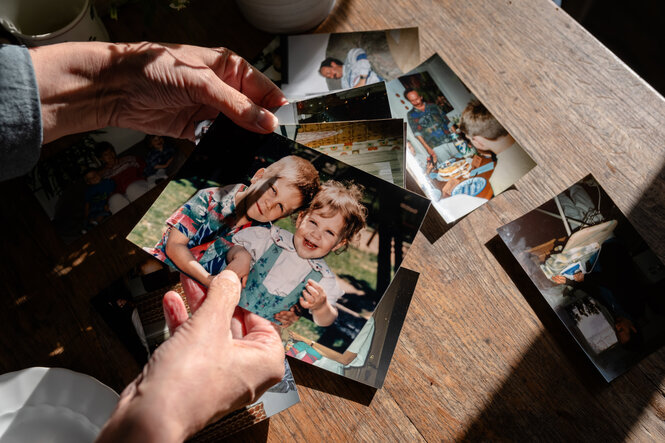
[289,357,377,406]
[463,161,665,440]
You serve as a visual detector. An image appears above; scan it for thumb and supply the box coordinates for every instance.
[191,270,242,331]
[199,77,278,133]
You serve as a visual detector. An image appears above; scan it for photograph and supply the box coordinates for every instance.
[497,175,665,381]
[280,28,419,100]
[285,267,419,388]
[387,55,536,224]
[127,114,430,355]
[251,36,284,86]
[278,118,405,187]
[26,127,192,243]
[276,81,392,126]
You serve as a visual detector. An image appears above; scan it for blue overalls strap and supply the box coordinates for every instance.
[238,242,323,324]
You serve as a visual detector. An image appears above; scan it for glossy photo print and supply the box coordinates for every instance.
[278,118,405,187]
[27,128,191,243]
[275,81,392,126]
[128,115,430,356]
[281,28,419,100]
[497,175,665,381]
[387,54,536,224]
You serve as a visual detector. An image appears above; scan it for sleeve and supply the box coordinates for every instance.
[349,48,371,77]
[165,188,215,240]
[0,45,43,181]
[231,226,273,262]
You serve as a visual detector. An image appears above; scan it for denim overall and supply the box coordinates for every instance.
[238,242,323,324]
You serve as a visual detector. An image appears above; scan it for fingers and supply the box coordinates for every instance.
[180,274,207,313]
[212,49,288,110]
[241,309,284,347]
[163,291,189,335]
[200,77,279,133]
[230,306,246,339]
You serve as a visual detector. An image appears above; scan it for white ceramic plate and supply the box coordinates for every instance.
[0,367,119,442]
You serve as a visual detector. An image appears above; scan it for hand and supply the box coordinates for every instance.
[551,275,567,285]
[299,279,327,311]
[573,272,585,282]
[30,42,288,143]
[274,307,300,328]
[429,153,438,165]
[97,271,284,442]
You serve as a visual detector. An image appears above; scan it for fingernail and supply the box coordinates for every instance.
[257,108,278,132]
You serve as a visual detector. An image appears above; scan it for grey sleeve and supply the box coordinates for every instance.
[0,44,42,181]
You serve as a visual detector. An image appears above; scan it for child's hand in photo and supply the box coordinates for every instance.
[225,246,253,287]
[300,279,328,311]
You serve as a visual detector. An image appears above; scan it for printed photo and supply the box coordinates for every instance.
[281,28,419,99]
[127,115,430,355]
[278,118,405,187]
[497,175,665,381]
[251,36,284,86]
[275,81,392,126]
[285,267,419,388]
[387,55,537,223]
[27,128,191,243]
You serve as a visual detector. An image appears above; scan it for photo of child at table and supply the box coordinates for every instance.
[149,155,320,288]
[458,99,536,195]
[225,180,368,327]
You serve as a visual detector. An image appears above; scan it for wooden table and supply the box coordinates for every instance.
[1,0,664,441]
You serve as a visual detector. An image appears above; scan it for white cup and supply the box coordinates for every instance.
[0,0,109,46]
[235,0,336,34]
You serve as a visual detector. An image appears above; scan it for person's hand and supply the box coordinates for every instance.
[30,42,288,143]
[300,279,328,311]
[274,306,300,328]
[551,275,567,285]
[429,153,438,165]
[96,271,284,442]
[572,271,585,282]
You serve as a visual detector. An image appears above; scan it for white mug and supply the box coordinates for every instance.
[0,0,109,46]
[235,0,336,34]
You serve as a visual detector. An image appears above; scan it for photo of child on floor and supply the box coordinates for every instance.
[279,119,405,187]
[280,28,419,100]
[128,115,430,355]
[497,175,665,381]
[27,128,190,243]
[387,54,536,224]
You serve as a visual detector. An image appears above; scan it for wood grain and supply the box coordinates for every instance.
[1,0,663,441]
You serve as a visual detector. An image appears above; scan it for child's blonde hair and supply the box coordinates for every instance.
[263,155,320,210]
[305,180,367,250]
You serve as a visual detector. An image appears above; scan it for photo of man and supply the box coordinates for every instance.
[281,28,419,99]
[319,47,384,89]
[387,55,536,224]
